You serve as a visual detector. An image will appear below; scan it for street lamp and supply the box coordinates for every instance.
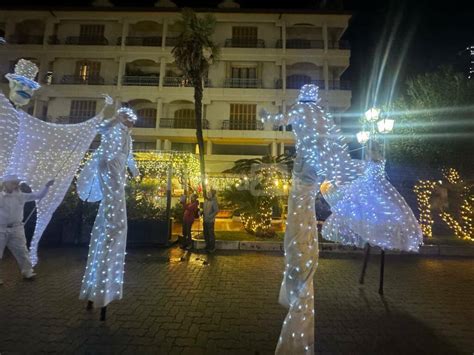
[377,118,395,134]
[364,107,381,122]
[356,131,371,145]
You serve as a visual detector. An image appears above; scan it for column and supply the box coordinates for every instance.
[323,23,328,53]
[282,20,286,51]
[156,138,162,150]
[159,59,166,88]
[161,19,168,49]
[279,142,285,155]
[155,98,163,129]
[323,59,329,96]
[43,19,57,47]
[121,19,129,49]
[164,139,171,150]
[282,101,287,131]
[5,19,16,41]
[282,59,287,92]
[206,140,212,156]
[271,141,278,156]
[117,56,125,88]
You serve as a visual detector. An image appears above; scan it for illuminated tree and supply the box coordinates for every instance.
[172,9,219,198]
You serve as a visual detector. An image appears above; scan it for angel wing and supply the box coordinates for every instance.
[6,110,101,266]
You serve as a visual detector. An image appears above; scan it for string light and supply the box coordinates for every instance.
[77,114,138,307]
[0,91,100,266]
[414,180,438,238]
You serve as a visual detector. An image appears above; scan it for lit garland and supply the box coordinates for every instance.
[414,180,438,238]
[442,167,462,185]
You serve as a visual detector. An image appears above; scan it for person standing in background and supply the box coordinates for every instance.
[181,193,199,250]
[203,189,219,253]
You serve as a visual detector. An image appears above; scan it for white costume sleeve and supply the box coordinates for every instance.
[0,91,19,174]
[127,138,139,177]
[22,185,50,202]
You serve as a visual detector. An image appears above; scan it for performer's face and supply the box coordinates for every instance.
[9,79,34,107]
[123,119,134,128]
[3,181,20,193]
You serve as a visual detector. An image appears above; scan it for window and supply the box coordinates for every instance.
[135,108,157,128]
[75,61,101,81]
[231,67,257,79]
[229,104,257,130]
[232,26,258,46]
[80,25,105,38]
[69,100,96,122]
[174,109,196,128]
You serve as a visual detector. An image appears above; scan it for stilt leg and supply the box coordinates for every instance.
[379,250,385,295]
[86,301,93,310]
[100,306,107,321]
[359,243,371,284]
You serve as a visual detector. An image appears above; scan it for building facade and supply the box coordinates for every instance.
[0,3,351,173]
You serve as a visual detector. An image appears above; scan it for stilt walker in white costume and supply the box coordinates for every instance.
[77,105,139,320]
[261,85,361,354]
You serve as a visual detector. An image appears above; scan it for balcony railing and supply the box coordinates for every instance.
[221,120,264,131]
[225,38,265,48]
[60,75,105,85]
[278,78,325,90]
[165,37,179,47]
[163,77,211,87]
[327,80,351,90]
[65,36,109,45]
[57,116,91,124]
[122,75,160,86]
[8,35,44,44]
[224,78,263,89]
[276,39,324,49]
[329,40,350,49]
[159,118,209,129]
[135,116,157,128]
[118,36,163,46]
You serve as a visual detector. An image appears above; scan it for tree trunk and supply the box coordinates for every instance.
[193,74,207,198]
[194,74,208,240]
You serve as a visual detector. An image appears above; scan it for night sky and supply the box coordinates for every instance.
[2,0,473,114]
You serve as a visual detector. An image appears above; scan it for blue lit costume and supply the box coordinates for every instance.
[77,113,138,308]
[322,159,423,252]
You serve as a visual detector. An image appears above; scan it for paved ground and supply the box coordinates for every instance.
[0,246,473,354]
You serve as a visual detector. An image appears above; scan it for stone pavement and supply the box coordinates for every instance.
[0,247,473,354]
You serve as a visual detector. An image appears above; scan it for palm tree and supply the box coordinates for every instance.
[172,9,219,198]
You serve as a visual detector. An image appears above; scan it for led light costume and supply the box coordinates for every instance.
[321,142,423,252]
[0,59,105,266]
[261,85,360,354]
[77,107,139,308]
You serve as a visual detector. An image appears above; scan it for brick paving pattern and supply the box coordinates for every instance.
[0,247,473,354]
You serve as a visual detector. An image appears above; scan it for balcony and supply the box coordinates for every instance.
[329,40,350,49]
[122,75,159,86]
[65,36,109,45]
[224,38,265,48]
[165,37,179,47]
[277,78,325,90]
[224,78,263,89]
[163,77,211,87]
[221,120,264,130]
[119,36,162,46]
[8,35,44,44]
[56,116,91,124]
[60,75,105,85]
[159,118,209,129]
[327,80,351,90]
[276,39,324,49]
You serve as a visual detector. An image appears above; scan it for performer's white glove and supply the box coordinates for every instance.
[102,94,114,106]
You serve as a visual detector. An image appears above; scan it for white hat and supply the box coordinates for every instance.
[5,59,41,90]
[298,84,320,103]
[0,174,23,183]
[117,106,138,122]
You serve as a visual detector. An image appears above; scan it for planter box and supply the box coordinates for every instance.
[240,241,282,251]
